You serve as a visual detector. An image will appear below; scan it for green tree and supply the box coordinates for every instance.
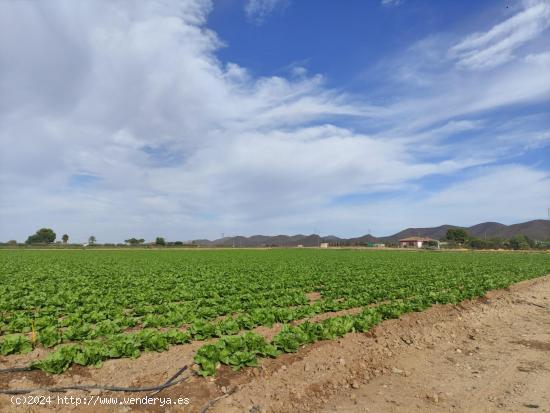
[487,238,505,249]
[62,234,69,244]
[425,240,439,248]
[25,228,56,244]
[88,236,96,245]
[125,238,145,245]
[509,235,530,250]
[524,236,536,249]
[468,238,487,249]
[445,228,468,244]
[155,237,166,246]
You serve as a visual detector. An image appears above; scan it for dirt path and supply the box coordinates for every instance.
[212,275,550,413]
[1,275,549,413]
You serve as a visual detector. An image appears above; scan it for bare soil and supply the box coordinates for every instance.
[1,275,549,413]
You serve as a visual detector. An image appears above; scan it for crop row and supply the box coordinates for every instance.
[1,249,549,375]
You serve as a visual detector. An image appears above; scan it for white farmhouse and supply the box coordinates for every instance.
[398,237,439,248]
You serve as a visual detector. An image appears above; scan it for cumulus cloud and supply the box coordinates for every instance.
[0,0,549,242]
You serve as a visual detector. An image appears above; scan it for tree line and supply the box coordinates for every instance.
[2,229,189,247]
[19,228,97,245]
[1,227,548,250]
[443,228,547,250]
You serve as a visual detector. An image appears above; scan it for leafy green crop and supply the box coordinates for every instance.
[194,332,279,376]
[0,334,32,355]
[1,249,549,374]
[38,326,61,347]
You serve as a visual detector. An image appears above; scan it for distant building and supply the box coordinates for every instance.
[319,242,329,248]
[296,244,304,248]
[398,237,439,248]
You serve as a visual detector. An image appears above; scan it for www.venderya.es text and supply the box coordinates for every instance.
[11,395,191,407]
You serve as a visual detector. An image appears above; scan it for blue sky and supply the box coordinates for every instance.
[210,1,491,83]
[0,0,549,242]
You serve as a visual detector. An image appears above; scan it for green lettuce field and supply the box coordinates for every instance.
[1,249,549,375]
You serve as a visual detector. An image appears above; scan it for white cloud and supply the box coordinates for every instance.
[449,0,550,69]
[419,165,550,225]
[0,0,548,242]
[244,0,288,24]
[368,3,550,135]
[290,66,307,77]
[381,0,402,7]
[220,164,549,238]
[525,50,550,65]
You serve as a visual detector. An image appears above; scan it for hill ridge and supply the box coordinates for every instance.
[192,219,550,246]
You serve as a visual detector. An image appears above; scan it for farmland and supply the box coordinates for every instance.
[1,249,549,377]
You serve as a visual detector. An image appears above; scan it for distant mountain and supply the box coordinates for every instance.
[467,222,508,238]
[379,220,550,242]
[468,219,550,240]
[378,225,457,243]
[191,219,550,246]
[196,234,323,247]
[347,234,379,244]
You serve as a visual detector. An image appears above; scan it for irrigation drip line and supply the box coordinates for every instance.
[149,364,196,396]
[0,364,194,395]
[0,367,33,374]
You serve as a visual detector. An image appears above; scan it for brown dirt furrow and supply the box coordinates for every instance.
[211,274,550,413]
[0,302,367,371]
[1,275,549,413]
